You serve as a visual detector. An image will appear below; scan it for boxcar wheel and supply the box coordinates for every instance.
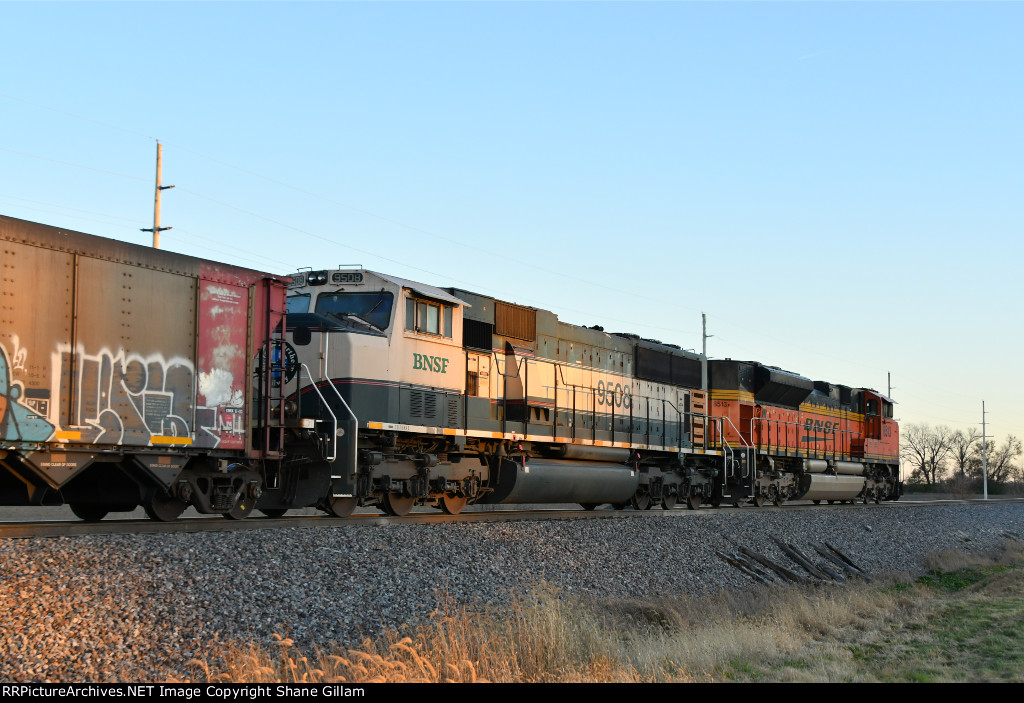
[580,503,599,511]
[325,496,357,518]
[259,508,288,518]
[686,494,702,511]
[223,495,253,520]
[70,504,108,522]
[812,500,821,505]
[144,492,187,522]
[752,494,766,508]
[661,494,677,510]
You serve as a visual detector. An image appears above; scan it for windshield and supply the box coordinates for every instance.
[315,292,393,331]
[287,294,310,314]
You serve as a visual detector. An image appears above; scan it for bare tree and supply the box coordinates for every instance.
[948,427,981,479]
[971,434,1023,485]
[900,423,954,485]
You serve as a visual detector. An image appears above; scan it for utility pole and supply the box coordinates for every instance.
[702,313,712,357]
[982,401,989,500]
[141,140,173,248]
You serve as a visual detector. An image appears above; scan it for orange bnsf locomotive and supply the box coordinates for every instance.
[707,361,899,507]
[0,215,900,521]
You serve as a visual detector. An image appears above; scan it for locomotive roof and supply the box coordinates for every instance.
[372,271,470,307]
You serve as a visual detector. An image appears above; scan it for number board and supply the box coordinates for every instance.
[331,272,364,284]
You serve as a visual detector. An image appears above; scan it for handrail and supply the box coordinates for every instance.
[318,368,359,478]
[746,416,856,462]
[491,349,525,378]
[299,363,339,463]
[662,398,686,451]
[717,415,753,479]
[553,363,599,442]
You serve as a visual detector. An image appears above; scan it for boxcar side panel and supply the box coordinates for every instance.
[0,241,73,444]
[69,256,198,448]
[197,279,252,451]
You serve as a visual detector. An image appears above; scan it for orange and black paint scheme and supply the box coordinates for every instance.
[708,359,900,506]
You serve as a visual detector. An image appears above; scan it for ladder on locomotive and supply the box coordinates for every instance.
[260,279,288,489]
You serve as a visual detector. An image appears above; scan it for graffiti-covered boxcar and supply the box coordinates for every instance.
[0,215,291,519]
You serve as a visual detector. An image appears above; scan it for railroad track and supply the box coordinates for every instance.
[2,496,1020,539]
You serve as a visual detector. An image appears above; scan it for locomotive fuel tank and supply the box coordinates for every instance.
[798,474,865,502]
[481,458,639,506]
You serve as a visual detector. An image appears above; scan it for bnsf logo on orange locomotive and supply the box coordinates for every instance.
[802,418,837,442]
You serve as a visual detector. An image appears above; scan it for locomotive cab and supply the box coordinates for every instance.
[279,268,479,516]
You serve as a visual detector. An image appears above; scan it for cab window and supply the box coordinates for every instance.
[406,296,454,338]
[287,294,310,314]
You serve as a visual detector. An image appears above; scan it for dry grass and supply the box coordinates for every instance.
[187,539,1024,683]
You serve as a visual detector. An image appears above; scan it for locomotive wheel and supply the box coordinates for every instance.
[69,504,108,522]
[325,496,358,518]
[382,492,415,517]
[580,503,599,511]
[773,495,786,507]
[259,508,288,519]
[827,500,836,505]
[812,500,821,505]
[440,494,469,515]
[686,494,702,511]
[144,492,187,522]
[631,493,651,511]
[661,494,677,510]
[752,494,766,508]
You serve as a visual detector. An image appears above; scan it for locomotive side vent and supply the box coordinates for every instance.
[424,393,437,419]
[409,390,424,418]
[447,397,459,426]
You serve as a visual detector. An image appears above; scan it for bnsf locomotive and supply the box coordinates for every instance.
[0,215,901,521]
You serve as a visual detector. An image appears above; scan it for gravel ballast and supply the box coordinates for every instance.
[1,501,1022,682]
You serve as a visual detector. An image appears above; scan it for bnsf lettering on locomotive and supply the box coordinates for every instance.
[802,418,836,442]
[412,353,449,374]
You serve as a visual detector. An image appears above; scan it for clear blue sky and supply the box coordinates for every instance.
[1,2,1021,452]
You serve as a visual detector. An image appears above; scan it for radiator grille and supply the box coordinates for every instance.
[409,390,424,418]
[495,301,536,341]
